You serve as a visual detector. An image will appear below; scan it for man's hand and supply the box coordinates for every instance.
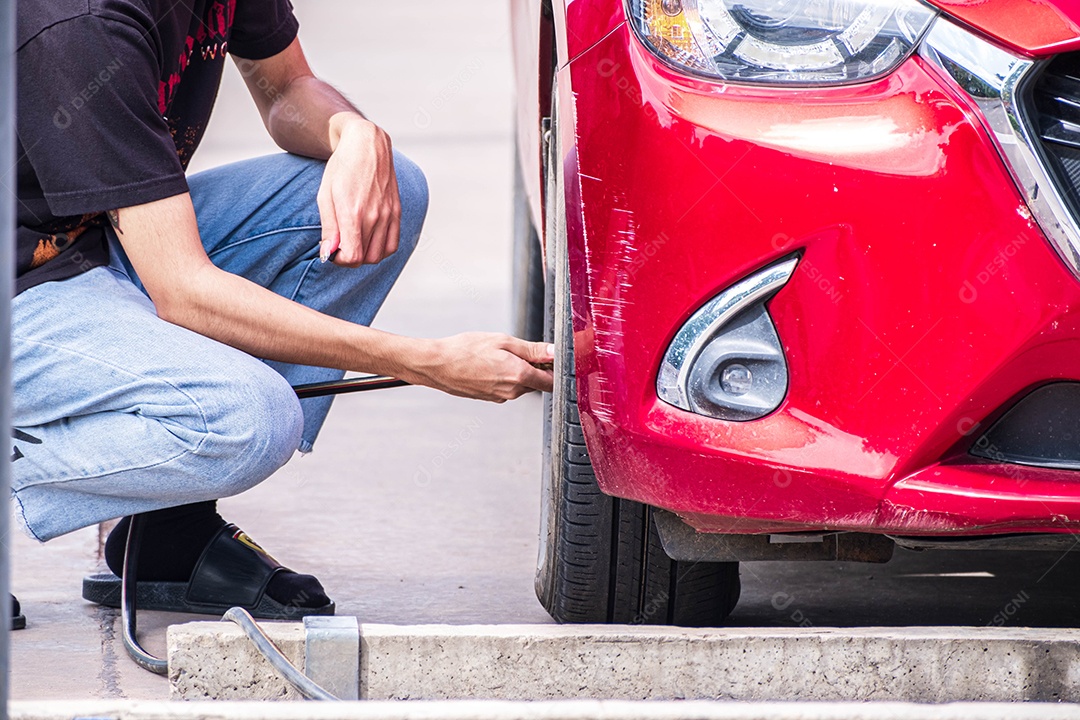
[318,115,401,267]
[410,334,555,402]
[236,41,402,269]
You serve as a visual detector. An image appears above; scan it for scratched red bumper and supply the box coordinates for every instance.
[557,23,1080,536]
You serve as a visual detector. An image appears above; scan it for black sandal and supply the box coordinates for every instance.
[81,524,335,619]
[11,595,25,631]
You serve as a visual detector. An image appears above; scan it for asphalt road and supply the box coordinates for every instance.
[11,0,1080,701]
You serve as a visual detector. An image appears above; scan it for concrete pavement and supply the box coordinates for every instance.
[14,700,1080,720]
[12,700,1080,720]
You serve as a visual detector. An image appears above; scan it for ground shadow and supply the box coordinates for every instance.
[728,547,1080,627]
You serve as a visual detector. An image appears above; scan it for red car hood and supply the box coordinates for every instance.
[928,0,1080,55]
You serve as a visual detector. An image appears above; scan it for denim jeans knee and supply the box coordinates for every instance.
[198,361,305,499]
[10,266,307,541]
[394,150,429,256]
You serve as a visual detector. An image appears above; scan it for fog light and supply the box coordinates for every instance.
[657,257,797,421]
[721,364,752,396]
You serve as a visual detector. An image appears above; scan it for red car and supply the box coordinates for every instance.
[510,0,1080,626]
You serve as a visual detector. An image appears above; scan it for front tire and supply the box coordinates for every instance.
[534,83,740,626]
[512,137,545,342]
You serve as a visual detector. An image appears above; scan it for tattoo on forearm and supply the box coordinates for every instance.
[107,209,123,235]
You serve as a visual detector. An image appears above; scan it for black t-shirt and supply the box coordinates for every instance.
[14,0,299,295]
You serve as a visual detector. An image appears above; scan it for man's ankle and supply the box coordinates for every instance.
[103,502,226,581]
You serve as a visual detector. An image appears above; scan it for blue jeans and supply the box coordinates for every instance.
[10,152,428,542]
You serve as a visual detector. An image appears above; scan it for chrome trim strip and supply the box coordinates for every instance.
[657,256,799,411]
[921,19,1080,276]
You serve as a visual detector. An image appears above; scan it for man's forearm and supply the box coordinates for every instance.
[165,264,553,402]
[113,193,432,384]
[263,74,363,159]
[171,262,434,382]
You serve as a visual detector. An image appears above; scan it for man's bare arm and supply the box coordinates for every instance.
[109,197,553,401]
[235,40,397,267]
[235,39,352,160]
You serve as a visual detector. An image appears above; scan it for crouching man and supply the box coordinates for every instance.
[9,0,552,629]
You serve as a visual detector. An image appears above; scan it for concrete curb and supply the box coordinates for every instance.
[168,622,307,700]
[10,700,1080,720]
[168,622,1080,702]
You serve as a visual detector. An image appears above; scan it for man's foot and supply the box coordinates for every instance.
[101,501,331,612]
[12,595,26,631]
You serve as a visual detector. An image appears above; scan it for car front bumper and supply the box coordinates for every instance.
[559,17,1080,536]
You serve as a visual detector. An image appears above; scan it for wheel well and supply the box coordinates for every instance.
[539,0,557,120]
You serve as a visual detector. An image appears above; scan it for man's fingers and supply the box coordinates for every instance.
[329,182,367,266]
[505,337,557,366]
[364,212,391,266]
[517,364,554,394]
[385,214,401,258]
[317,189,341,262]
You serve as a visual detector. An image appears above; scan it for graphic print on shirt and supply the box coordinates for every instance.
[15,0,299,294]
[28,225,91,270]
[160,0,236,167]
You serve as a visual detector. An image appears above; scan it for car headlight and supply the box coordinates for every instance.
[627,0,937,85]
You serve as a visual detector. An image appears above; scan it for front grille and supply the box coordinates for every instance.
[924,18,1080,277]
[1031,56,1080,219]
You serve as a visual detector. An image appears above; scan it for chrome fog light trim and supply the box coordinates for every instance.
[657,256,798,420]
[920,20,1080,276]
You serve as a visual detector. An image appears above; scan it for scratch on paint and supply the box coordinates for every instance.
[875,501,965,532]
[587,194,641,421]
